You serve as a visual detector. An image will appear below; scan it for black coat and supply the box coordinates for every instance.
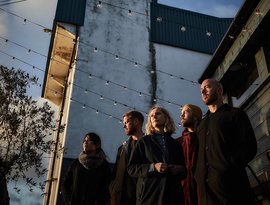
[127,134,186,205]
[61,158,111,205]
[110,138,137,205]
[195,104,257,205]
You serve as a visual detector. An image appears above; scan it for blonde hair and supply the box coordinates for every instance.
[145,105,176,135]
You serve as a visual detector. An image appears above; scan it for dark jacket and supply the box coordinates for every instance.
[195,104,257,205]
[110,138,137,205]
[61,158,111,205]
[127,134,186,205]
[0,159,9,205]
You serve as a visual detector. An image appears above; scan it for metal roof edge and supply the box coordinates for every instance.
[198,0,261,83]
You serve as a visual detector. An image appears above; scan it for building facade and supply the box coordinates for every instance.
[199,0,270,203]
[42,0,231,204]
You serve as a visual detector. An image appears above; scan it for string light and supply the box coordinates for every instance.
[82,104,86,109]
[115,55,119,60]
[128,10,132,16]
[0,48,187,109]
[100,95,103,100]
[97,1,102,8]
[206,31,211,37]
[0,49,184,111]
[156,17,162,22]
[23,19,26,25]
[180,26,186,32]
[105,81,109,85]
[94,47,98,52]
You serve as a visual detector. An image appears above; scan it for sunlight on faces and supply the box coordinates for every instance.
[83,135,99,153]
[150,108,167,132]
[200,79,220,105]
[181,105,194,128]
[123,116,137,136]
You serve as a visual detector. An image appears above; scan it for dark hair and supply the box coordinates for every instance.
[123,110,144,125]
[84,132,101,148]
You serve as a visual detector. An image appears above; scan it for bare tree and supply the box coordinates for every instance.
[0,65,61,203]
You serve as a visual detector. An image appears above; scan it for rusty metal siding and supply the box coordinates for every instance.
[150,3,232,54]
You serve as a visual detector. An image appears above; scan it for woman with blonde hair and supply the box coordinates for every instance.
[128,105,186,205]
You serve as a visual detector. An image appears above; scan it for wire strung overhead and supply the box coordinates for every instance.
[0,35,189,107]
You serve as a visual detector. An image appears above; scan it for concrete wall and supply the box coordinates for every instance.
[63,0,211,162]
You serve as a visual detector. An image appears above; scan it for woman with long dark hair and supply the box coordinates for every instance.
[62,132,111,205]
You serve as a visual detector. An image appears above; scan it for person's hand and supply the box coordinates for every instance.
[154,162,168,173]
[167,164,185,175]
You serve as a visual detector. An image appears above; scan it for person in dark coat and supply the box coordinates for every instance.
[61,132,111,205]
[128,105,186,205]
[195,78,257,205]
[110,110,144,205]
[177,104,202,205]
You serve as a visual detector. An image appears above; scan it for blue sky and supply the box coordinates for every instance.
[0,0,244,204]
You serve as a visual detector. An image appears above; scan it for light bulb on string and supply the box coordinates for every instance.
[89,74,92,79]
[82,104,86,109]
[85,89,88,94]
[105,81,109,85]
[128,10,132,16]
[156,17,162,22]
[153,98,157,102]
[70,98,73,102]
[119,120,122,124]
[100,95,103,100]
[150,70,155,74]
[97,1,102,8]
[27,49,31,54]
[32,66,35,70]
[23,19,26,25]
[139,92,142,97]
[115,55,119,60]
[206,31,211,37]
[94,47,98,52]
[180,26,186,32]
[12,56,15,61]
[109,115,113,118]
[170,75,173,79]
[134,62,138,67]
[114,101,117,106]
[96,110,99,114]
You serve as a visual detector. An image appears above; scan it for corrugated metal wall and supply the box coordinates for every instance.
[55,0,86,26]
[150,3,232,54]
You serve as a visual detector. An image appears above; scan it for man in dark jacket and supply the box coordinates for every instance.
[110,110,144,205]
[195,78,257,205]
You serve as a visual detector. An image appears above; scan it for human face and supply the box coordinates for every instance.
[200,79,219,105]
[181,106,195,128]
[150,108,167,132]
[83,135,97,153]
[123,116,137,136]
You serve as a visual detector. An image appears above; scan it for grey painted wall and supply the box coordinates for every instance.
[63,0,211,162]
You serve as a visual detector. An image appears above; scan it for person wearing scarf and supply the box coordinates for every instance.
[177,104,202,205]
[61,132,111,205]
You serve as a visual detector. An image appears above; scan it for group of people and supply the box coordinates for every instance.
[61,78,257,205]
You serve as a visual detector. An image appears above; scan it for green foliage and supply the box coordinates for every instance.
[0,65,59,192]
